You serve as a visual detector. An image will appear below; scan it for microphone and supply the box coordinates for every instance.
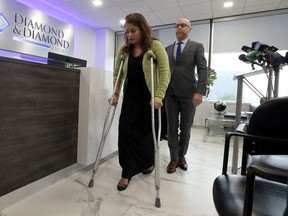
[238,54,250,63]
[246,50,260,61]
[239,54,263,69]
[266,51,287,66]
[147,50,156,60]
[241,45,252,53]
[240,42,287,68]
[272,53,285,65]
[251,41,269,52]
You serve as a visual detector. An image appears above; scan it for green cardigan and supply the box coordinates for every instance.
[114,40,170,101]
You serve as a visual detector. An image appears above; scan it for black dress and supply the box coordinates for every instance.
[118,54,155,179]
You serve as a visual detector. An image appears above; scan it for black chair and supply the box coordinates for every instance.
[213,97,288,216]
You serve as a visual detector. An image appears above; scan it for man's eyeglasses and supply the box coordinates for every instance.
[174,23,190,28]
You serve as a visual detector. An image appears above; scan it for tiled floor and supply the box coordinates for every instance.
[0,127,232,216]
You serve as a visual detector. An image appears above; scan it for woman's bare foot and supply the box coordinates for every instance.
[119,177,129,185]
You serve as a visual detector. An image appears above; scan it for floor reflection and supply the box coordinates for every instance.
[1,127,227,216]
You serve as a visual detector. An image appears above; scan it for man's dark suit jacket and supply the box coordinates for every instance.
[166,39,207,97]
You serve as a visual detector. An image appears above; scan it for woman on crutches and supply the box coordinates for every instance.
[111,13,170,196]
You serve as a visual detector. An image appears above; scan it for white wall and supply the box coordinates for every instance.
[95,28,116,71]
[74,25,97,68]
[77,67,119,166]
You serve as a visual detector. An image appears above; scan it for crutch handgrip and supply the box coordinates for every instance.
[120,54,125,61]
[147,50,156,61]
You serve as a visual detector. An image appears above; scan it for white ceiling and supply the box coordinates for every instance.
[40,0,288,31]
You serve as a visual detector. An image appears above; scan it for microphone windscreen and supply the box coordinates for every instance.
[239,54,247,62]
[246,50,259,61]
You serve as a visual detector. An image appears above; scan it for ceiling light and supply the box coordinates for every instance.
[93,0,102,6]
[120,19,125,26]
[224,1,233,8]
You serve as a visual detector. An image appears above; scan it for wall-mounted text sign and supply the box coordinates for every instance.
[0,0,74,57]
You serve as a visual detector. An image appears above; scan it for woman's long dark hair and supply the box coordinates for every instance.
[122,13,154,54]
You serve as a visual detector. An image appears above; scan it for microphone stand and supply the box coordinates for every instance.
[273,64,280,98]
[262,65,273,100]
[262,62,280,100]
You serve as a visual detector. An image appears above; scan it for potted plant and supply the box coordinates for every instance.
[206,68,217,98]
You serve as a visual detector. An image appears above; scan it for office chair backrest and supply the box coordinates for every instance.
[246,96,288,155]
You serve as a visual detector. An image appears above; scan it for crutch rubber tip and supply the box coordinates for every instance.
[155,198,161,208]
[88,179,94,188]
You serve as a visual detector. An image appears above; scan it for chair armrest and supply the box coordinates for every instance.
[222,132,245,174]
[221,132,288,175]
[236,123,249,133]
[248,164,288,184]
[243,164,288,215]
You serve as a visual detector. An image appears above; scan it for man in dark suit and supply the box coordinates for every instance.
[165,18,208,174]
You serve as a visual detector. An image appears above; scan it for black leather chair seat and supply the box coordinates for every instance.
[213,175,287,216]
[213,97,288,216]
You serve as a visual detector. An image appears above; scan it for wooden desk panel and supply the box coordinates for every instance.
[0,57,80,196]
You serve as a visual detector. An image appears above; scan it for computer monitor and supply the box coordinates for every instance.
[47,52,87,68]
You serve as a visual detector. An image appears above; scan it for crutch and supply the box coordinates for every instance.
[88,55,125,188]
[148,50,161,208]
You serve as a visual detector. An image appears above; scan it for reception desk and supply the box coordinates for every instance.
[0,56,80,196]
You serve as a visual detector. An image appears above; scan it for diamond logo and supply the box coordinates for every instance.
[0,12,11,33]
